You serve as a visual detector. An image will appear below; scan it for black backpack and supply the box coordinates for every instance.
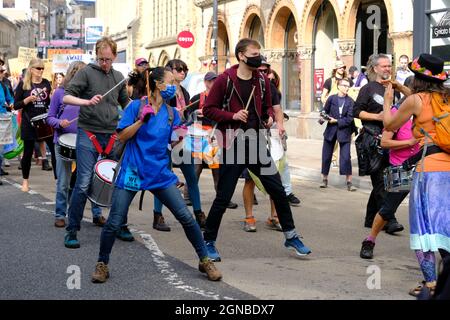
[222,72,267,113]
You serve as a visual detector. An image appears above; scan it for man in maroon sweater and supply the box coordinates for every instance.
[202,38,311,261]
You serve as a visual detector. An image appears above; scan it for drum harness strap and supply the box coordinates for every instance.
[402,145,443,172]
[84,130,117,158]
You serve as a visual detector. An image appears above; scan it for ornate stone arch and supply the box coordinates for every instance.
[148,53,156,67]
[299,0,343,44]
[174,48,181,60]
[239,5,266,43]
[266,0,301,48]
[204,10,232,56]
[158,50,170,67]
[342,0,395,39]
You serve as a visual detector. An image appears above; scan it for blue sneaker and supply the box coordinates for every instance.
[117,226,135,242]
[205,241,221,262]
[64,231,80,249]
[284,237,311,256]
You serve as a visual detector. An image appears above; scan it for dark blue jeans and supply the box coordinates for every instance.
[154,159,202,213]
[67,128,113,232]
[98,184,208,264]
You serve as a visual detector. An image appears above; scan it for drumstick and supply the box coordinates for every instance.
[208,123,218,140]
[181,99,200,112]
[68,117,79,125]
[102,77,128,99]
[245,86,256,111]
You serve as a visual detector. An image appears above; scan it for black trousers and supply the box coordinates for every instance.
[365,168,387,226]
[22,138,56,180]
[203,136,296,242]
[379,191,409,221]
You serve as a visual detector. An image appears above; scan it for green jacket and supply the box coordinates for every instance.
[64,63,129,133]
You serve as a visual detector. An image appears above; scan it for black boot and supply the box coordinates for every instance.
[385,219,404,235]
[42,159,52,171]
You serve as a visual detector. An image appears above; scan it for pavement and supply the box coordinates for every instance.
[285,137,372,191]
[0,139,424,300]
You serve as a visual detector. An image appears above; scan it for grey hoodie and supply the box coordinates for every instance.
[64,63,129,133]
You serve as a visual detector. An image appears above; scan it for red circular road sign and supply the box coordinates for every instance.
[177,31,195,49]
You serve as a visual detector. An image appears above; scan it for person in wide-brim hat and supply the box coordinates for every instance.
[383,52,450,298]
[408,53,448,83]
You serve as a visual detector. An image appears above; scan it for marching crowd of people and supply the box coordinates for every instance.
[0,36,449,298]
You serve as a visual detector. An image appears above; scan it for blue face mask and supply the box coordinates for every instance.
[160,84,177,100]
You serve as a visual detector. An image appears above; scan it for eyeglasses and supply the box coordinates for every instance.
[138,63,148,67]
[97,58,113,64]
[33,67,45,71]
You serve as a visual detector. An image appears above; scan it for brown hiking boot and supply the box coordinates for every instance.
[153,213,171,232]
[93,216,106,227]
[91,262,110,283]
[54,219,66,228]
[199,259,222,281]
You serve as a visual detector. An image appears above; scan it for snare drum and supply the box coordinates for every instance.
[383,165,414,192]
[88,160,118,207]
[58,133,77,161]
[0,113,13,145]
[30,113,54,141]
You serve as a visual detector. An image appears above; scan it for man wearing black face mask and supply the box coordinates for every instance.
[202,38,312,262]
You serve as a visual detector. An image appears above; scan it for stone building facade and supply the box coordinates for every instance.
[0,13,19,62]
[97,0,414,139]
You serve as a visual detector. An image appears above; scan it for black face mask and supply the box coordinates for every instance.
[244,55,262,69]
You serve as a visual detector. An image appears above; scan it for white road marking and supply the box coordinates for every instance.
[18,198,236,300]
[140,233,233,300]
[4,179,38,195]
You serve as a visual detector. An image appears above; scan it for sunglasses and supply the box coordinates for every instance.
[174,67,188,73]
[260,69,270,74]
[34,67,45,71]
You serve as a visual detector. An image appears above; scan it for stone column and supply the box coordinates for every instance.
[298,44,314,114]
[389,31,414,61]
[337,39,356,69]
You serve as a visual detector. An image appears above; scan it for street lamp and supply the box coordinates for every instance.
[212,0,218,73]
[38,1,51,57]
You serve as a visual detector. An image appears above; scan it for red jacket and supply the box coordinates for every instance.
[203,65,274,148]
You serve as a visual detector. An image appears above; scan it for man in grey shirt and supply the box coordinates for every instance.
[63,37,130,249]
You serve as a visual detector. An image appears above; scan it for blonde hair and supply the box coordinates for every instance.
[95,37,118,56]
[23,58,45,91]
[63,61,86,88]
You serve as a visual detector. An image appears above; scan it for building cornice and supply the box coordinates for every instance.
[145,36,178,50]
[194,0,231,9]
[388,31,414,40]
